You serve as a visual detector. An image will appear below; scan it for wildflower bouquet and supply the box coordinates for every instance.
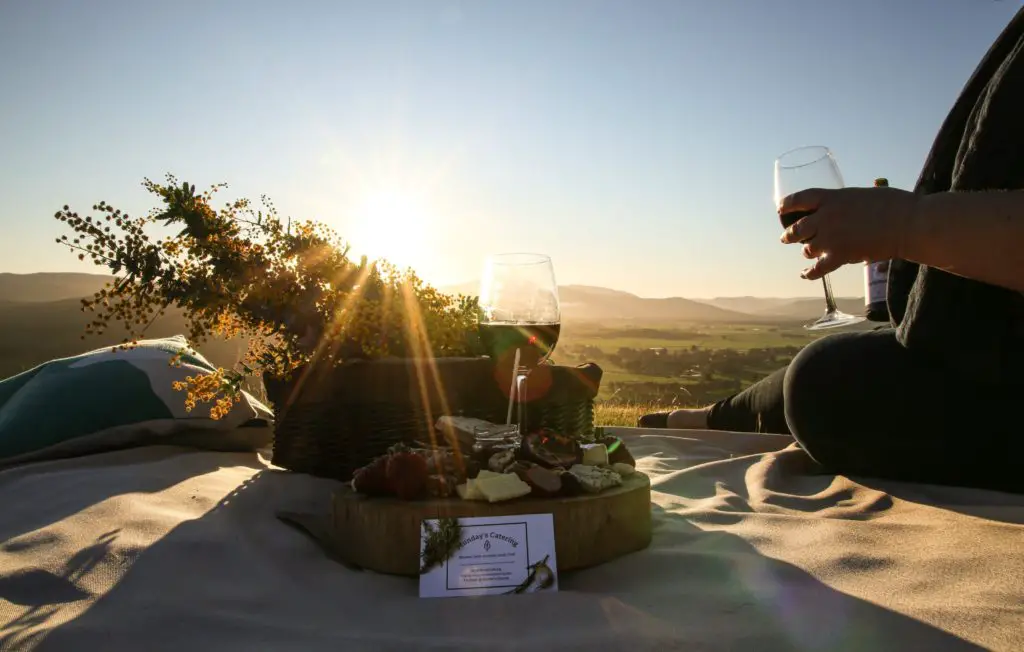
[55,175,483,419]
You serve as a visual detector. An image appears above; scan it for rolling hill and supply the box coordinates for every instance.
[557,285,754,322]
[692,297,796,314]
[443,282,762,323]
[0,296,248,378]
[696,295,866,320]
[0,272,111,303]
[750,296,865,319]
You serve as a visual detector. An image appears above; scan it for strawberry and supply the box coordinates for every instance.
[385,451,429,500]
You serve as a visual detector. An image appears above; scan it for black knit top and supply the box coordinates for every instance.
[888,6,1024,385]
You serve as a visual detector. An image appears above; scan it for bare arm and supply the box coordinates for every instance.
[904,190,1024,293]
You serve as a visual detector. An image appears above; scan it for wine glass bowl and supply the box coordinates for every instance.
[478,253,561,429]
[774,146,865,330]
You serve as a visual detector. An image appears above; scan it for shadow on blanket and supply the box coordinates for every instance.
[7,453,988,651]
[563,508,985,651]
[0,446,233,545]
[1,528,138,650]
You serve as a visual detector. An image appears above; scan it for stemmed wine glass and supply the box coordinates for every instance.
[774,146,865,330]
[478,253,561,431]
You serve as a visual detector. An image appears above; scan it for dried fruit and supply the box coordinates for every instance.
[463,458,481,481]
[425,474,458,498]
[557,469,586,496]
[520,464,562,497]
[518,430,582,469]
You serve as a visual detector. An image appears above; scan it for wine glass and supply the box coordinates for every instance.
[478,253,561,432]
[774,146,865,330]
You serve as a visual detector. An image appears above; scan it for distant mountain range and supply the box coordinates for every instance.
[0,272,869,377]
[443,280,863,323]
[0,272,864,350]
[696,295,866,320]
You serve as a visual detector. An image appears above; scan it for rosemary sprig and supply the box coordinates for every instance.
[420,517,462,575]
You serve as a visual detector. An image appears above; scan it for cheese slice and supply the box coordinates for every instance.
[455,470,506,501]
[611,462,636,476]
[581,443,609,466]
[568,464,622,493]
[475,473,532,503]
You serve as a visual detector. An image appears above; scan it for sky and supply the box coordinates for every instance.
[0,0,1020,299]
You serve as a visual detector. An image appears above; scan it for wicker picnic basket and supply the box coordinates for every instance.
[263,358,602,481]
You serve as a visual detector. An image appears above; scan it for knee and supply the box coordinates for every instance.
[783,334,856,462]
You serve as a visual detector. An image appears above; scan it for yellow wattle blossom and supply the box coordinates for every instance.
[56,174,484,420]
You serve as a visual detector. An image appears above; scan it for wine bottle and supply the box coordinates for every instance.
[864,177,891,322]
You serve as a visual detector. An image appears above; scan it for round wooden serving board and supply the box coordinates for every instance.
[331,471,652,576]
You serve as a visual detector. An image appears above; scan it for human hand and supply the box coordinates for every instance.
[778,186,918,279]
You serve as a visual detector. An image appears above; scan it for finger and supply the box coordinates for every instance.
[801,254,842,280]
[777,188,823,215]
[801,242,822,259]
[781,211,819,244]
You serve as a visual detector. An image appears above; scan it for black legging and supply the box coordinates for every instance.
[708,329,1024,493]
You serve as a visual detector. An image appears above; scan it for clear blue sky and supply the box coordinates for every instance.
[1,0,1018,298]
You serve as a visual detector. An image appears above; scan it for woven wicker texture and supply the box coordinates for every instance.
[265,358,602,481]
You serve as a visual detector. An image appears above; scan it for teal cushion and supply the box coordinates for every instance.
[0,335,272,464]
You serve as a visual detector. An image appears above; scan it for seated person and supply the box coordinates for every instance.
[642,6,1024,494]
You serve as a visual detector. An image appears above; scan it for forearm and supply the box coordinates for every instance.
[902,190,1024,293]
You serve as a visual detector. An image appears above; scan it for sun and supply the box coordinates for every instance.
[348,189,433,270]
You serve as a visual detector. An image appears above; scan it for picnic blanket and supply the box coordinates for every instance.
[1,428,1021,651]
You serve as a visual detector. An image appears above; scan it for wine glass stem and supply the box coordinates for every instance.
[516,368,529,432]
[821,274,839,313]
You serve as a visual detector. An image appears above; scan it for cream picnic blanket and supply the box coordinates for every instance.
[1,428,1022,651]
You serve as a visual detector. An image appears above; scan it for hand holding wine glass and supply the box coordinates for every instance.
[774,146,865,330]
[478,253,561,430]
[778,185,918,279]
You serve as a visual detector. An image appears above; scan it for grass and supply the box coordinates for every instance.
[560,323,819,352]
[550,321,822,404]
[576,321,836,425]
[594,402,656,427]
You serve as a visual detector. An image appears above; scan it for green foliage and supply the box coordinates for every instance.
[420,517,462,574]
[54,174,483,417]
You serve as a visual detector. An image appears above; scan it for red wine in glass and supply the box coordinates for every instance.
[779,209,815,229]
[478,322,561,371]
[478,253,561,430]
